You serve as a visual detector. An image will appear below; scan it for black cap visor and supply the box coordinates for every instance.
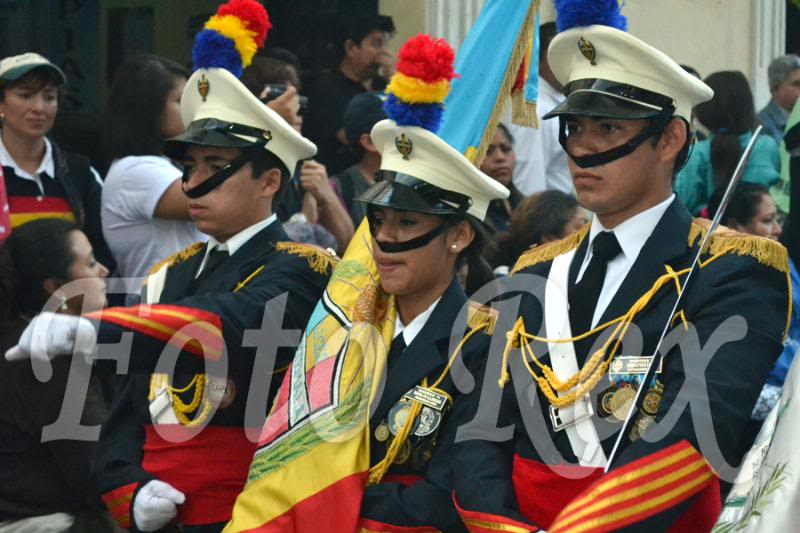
[163,118,271,159]
[543,79,675,121]
[356,173,471,216]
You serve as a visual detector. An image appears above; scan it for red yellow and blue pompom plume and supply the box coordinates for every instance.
[383,34,457,133]
[192,0,272,78]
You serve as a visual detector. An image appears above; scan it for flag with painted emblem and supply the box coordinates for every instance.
[224,221,395,532]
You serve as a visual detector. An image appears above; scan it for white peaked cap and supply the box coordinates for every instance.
[370,119,509,221]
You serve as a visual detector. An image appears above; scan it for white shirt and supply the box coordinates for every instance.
[576,194,675,328]
[0,135,102,193]
[102,155,206,291]
[197,214,277,276]
[393,296,443,347]
[509,78,573,196]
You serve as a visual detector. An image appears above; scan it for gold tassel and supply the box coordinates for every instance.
[275,242,339,275]
[471,0,539,168]
[148,241,205,275]
[688,219,789,273]
[511,222,589,274]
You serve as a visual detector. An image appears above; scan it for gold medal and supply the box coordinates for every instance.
[374,422,390,442]
[394,440,411,464]
[597,387,616,418]
[637,414,655,435]
[387,400,413,436]
[642,388,663,416]
[629,422,641,442]
[609,385,637,422]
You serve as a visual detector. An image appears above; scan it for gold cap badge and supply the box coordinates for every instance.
[197,74,210,102]
[578,37,597,66]
[395,133,413,160]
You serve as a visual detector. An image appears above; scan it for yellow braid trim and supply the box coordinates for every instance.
[688,219,789,273]
[147,373,212,427]
[467,301,498,335]
[368,322,490,485]
[510,222,589,274]
[275,242,339,275]
[147,241,205,276]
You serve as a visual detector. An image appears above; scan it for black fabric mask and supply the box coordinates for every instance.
[558,108,674,168]
[371,222,448,253]
[182,152,251,199]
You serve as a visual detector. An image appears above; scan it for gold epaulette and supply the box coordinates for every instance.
[147,241,205,275]
[510,223,590,274]
[467,301,498,335]
[688,218,789,273]
[275,242,339,275]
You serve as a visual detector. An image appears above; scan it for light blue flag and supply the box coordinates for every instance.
[439,0,539,167]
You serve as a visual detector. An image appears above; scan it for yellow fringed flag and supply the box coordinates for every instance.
[438,0,540,167]
[224,221,395,532]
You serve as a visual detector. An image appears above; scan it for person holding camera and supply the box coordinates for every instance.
[243,51,355,252]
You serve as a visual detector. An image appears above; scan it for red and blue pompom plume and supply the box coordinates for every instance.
[554,0,627,31]
[191,0,272,78]
[383,34,457,133]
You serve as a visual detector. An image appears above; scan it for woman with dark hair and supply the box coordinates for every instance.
[485,190,589,274]
[100,55,204,295]
[0,52,114,271]
[480,123,524,232]
[708,183,797,424]
[0,218,114,532]
[675,70,781,215]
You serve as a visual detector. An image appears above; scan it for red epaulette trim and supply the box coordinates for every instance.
[101,481,138,529]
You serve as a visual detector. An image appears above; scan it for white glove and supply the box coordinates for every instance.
[133,480,186,532]
[4,311,97,362]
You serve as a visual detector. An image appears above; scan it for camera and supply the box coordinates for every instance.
[260,84,309,115]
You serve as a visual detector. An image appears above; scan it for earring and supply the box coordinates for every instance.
[0,112,4,121]
[451,244,458,250]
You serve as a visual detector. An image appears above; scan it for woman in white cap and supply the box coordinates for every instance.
[336,34,509,531]
[0,52,113,271]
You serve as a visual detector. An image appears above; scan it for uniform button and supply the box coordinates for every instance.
[36,196,43,201]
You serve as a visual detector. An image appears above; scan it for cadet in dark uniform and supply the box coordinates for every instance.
[354,108,508,531]
[450,20,791,533]
[6,50,334,533]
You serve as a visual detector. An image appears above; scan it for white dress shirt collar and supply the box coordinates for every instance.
[585,193,675,267]
[394,296,443,347]
[0,134,55,181]
[197,214,277,275]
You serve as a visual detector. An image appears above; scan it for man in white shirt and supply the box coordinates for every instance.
[509,22,573,195]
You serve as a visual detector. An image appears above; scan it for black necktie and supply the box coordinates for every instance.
[195,246,229,285]
[568,231,622,335]
[386,334,407,371]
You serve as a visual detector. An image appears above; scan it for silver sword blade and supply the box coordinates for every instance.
[604,125,765,472]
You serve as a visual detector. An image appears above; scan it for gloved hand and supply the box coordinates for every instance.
[133,480,186,532]
[4,312,97,362]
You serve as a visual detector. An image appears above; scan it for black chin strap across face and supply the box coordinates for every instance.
[182,151,251,199]
[558,108,674,168]
[372,222,448,253]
